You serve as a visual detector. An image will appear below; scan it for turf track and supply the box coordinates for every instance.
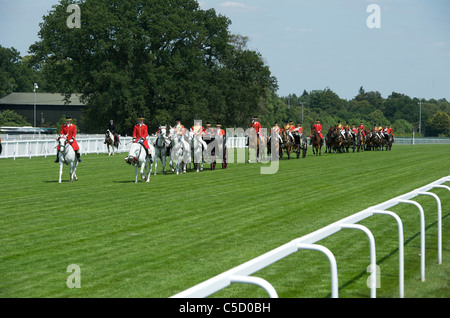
[0,144,449,298]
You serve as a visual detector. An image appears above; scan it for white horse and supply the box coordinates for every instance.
[169,127,190,175]
[125,140,154,183]
[57,135,78,183]
[105,129,119,156]
[153,126,171,175]
[190,131,205,172]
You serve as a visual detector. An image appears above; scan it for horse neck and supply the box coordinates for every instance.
[129,143,141,156]
[156,135,165,148]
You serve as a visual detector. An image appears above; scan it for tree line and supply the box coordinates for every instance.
[0,0,449,137]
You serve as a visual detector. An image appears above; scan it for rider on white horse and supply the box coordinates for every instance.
[55,116,82,163]
[191,119,208,149]
[175,119,190,151]
[132,115,152,158]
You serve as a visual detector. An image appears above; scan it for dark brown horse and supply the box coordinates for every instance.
[247,127,260,163]
[342,127,355,153]
[325,127,335,154]
[310,127,323,156]
[356,128,365,152]
[281,129,294,159]
[267,132,283,160]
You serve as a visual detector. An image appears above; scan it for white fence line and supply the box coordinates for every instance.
[171,175,450,299]
[395,137,450,144]
[0,136,248,159]
[1,135,447,159]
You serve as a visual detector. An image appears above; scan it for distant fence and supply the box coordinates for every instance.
[0,135,248,159]
[394,137,450,145]
[1,135,447,159]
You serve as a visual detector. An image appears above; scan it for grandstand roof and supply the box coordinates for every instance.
[0,92,85,106]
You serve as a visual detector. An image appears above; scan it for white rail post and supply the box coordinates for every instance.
[340,224,377,298]
[416,191,442,264]
[372,210,404,298]
[397,199,425,282]
[229,275,278,298]
[296,243,339,298]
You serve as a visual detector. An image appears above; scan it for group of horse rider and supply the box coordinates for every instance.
[310,119,394,144]
[249,116,304,144]
[131,116,226,159]
[54,113,395,163]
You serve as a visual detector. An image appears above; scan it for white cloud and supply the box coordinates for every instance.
[218,1,256,12]
[220,1,246,9]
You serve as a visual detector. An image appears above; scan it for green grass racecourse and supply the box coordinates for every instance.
[0,144,449,298]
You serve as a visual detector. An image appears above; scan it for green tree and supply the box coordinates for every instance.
[0,46,41,97]
[392,119,413,136]
[424,111,450,137]
[0,109,31,126]
[29,0,276,134]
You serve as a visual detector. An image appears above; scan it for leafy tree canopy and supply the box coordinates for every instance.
[29,0,276,134]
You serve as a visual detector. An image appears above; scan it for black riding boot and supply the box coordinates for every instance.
[76,152,82,162]
[54,153,59,163]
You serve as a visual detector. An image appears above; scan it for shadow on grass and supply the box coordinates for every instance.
[324,212,450,298]
[42,180,74,183]
[113,180,142,184]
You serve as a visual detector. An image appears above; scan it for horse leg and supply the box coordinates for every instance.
[134,165,138,183]
[71,161,78,182]
[59,159,63,183]
[146,159,151,182]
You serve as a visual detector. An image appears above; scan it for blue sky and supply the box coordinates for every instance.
[1,0,449,100]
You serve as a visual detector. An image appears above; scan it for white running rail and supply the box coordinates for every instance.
[0,136,248,159]
[171,176,450,298]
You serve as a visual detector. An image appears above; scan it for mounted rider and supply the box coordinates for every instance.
[192,119,208,149]
[132,115,151,158]
[191,119,204,135]
[107,119,119,143]
[55,116,82,163]
[344,121,353,140]
[204,122,215,136]
[175,118,190,151]
[377,123,385,139]
[250,116,262,140]
[352,124,358,136]
[283,120,295,143]
[358,121,366,137]
[271,121,283,143]
[387,125,394,136]
[310,119,323,145]
[295,123,303,136]
[216,123,225,137]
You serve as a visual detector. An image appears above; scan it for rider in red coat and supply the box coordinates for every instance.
[133,115,151,158]
[309,119,323,145]
[250,116,262,137]
[358,121,366,137]
[55,116,82,163]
